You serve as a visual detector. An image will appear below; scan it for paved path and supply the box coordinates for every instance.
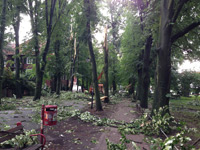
[0,100,88,130]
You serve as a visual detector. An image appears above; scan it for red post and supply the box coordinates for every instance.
[41,104,45,149]
[16,122,22,126]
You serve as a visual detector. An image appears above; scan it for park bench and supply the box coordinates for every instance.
[0,123,46,150]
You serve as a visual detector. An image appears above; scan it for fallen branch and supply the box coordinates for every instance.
[192,137,200,146]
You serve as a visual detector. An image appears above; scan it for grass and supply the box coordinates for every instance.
[170,96,200,110]
[169,96,200,147]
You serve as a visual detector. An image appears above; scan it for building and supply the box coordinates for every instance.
[3,43,34,72]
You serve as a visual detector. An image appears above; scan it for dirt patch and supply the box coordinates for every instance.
[44,99,150,150]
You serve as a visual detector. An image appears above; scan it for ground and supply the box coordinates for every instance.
[44,98,150,150]
[0,94,200,149]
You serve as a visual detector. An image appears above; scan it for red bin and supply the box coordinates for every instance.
[44,105,57,126]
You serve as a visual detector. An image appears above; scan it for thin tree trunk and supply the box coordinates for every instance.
[84,0,102,111]
[132,78,136,101]
[140,35,152,108]
[103,26,109,103]
[13,4,22,98]
[33,0,57,100]
[0,0,7,104]
[28,0,42,101]
[54,39,61,95]
[112,65,117,94]
[66,79,69,91]
[81,77,84,92]
[136,51,143,101]
[69,39,74,91]
[56,73,61,95]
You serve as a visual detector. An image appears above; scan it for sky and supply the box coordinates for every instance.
[19,14,31,44]
[13,14,200,73]
[178,60,200,73]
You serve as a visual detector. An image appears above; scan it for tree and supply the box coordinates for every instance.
[106,0,122,94]
[120,12,142,100]
[0,0,7,104]
[84,0,102,111]
[179,71,193,97]
[9,0,24,98]
[192,72,200,99]
[153,0,200,112]
[31,0,62,100]
[103,25,109,103]
[27,0,42,100]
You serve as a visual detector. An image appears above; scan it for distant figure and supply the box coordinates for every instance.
[89,85,94,95]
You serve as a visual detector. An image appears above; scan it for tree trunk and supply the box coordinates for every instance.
[13,5,22,99]
[0,0,7,104]
[69,39,74,91]
[153,0,174,112]
[103,26,109,103]
[84,0,102,111]
[28,0,42,100]
[34,73,43,100]
[54,39,61,95]
[136,67,143,101]
[136,50,144,101]
[132,79,136,101]
[56,73,61,95]
[128,79,134,95]
[81,77,84,92]
[112,71,116,94]
[140,35,152,108]
[33,0,56,100]
[66,79,69,91]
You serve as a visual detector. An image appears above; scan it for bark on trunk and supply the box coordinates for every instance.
[140,35,152,108]
[153,0,174,112]
[81,77,84,92]
[0,0,7,104]
[103,26,109,103]
[28,0,42,100]
[112,72,116,94]
[69,40,74,91]
[56,73,61,95]
[13,5,22,98]
[84,0,102,111]
[33,0,56,100]
[55,40,61,95]
[137,67,143,101]
[136,50,144,101]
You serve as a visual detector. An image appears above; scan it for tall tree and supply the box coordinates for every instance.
[27,0,41,101]
[84,0,102,111]
[133,0,153,108]
[9,0,23,98]
[103,25,109,103]
[0,0,7,104]
[106,0,122,94]
[33,0,57,100]
[153,0,200,112]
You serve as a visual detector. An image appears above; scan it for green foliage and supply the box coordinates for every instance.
[131,107,173,136]
[59,91,90,101]
[69,109,119,126]
[149,127,197,150]
[0,129,38,149]
[0,101,16,110]
[187,100,200,106]
[106,131,129,150]
[3,67,14,80]
[194,111,200,119]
